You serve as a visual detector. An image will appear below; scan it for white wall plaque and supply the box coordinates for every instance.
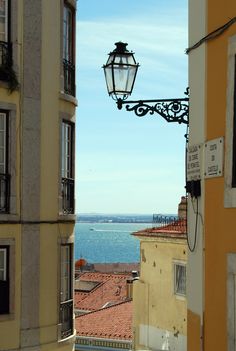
[204,137,224,178]
[187,144,201,181]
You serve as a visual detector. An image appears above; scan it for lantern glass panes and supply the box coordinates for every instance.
[103,42,139,100]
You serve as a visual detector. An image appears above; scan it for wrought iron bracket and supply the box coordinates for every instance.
[116,89,189,125]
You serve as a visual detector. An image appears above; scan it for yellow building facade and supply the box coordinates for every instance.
[0,1,76,350]
[133,215,187,350]
[188,1,236,349]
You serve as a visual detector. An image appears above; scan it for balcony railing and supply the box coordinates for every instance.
[0,41,12,80]
[63,59,75,97]
[152,214,187,232]
[61,177,74,214]
[60,300,73,339]
[0,173,10,213]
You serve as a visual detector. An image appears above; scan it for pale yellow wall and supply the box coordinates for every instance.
[39,0,76,348]
[41,0,61,219]
[40,223,75,348]
[40,225,59,342]
[0,1,76,350]
[133,237,187,350]
[41,0,76,220]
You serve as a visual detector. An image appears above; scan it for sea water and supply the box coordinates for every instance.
[75,222,153,263]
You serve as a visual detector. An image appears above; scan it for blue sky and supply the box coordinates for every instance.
[76,0,188,214]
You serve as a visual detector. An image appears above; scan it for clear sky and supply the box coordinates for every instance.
[76,0,188,214]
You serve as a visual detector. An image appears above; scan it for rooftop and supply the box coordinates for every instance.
[132,218,187,239]
[74,272,132,312]
[75,300,132,340]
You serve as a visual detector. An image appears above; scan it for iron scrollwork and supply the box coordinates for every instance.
[116,89,189,125]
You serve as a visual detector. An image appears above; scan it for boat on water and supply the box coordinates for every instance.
[90,228,95,231]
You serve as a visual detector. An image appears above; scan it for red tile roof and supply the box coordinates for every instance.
[74,272,131,311]
[132,219,187,239]
[75,300,132,340]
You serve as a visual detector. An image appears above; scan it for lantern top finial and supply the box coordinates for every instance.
[113,42,128,53]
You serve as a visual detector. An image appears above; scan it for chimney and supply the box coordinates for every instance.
[126,272,139,299]
[178,196,187,219]
[132,270,138,278]
[126,278,133,299]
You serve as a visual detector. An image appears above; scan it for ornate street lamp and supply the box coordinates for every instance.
[103,42,139,103]
[103,42,189,125]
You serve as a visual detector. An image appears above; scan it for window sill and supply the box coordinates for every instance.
[58,213,76,222]
[0,213,20,221]
[175,293,186,301]
[0,313,14,322]
[58,328,76,344]
[0,80,10,89]
[59,92,78,106]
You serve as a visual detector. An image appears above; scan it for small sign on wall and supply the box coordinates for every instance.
[204,137,224,178]
[187,144,201,181]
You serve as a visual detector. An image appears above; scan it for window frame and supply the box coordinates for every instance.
[62,0,75,96]
[59,243,73,339]
[0,0,10,43]
[231,54,236,187]
[0,110,9,175]
[60,244,72,302]
[0,245,9,314]
[61,119,74,215]
[61,120,74,180]
[0,110,9,213]
[63,2,74,64]
[224,34,236,207]
[174,262,186,297]
[0,246,7,280]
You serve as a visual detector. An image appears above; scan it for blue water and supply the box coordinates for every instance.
[75,222,153,263]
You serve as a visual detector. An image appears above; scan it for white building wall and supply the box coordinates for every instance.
[187,0,206,325]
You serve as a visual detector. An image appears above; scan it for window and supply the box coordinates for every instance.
[0,0,8,42]
[227,253,236,350]
[0,111,7,173]
[224,35,236,206]
[0,111,9,213]
[0,245,9,314]
[0,0,12,73]
[63,2,75,96]
[232,55,236,187]
[61,121,74,214]
[60,244,73,339]
[174,263,186,296]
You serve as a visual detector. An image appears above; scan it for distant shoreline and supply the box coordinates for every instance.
[77,220,153,223]
[76,213,176,224]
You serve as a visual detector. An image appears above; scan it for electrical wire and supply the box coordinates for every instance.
[187,197,199,252]
[184,124,199,252]
[191,196,204,226]
[186,16,236,54]
[0,219,75,225]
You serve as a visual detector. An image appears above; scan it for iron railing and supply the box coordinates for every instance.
[60,299,73,339]
[152,214,186,231]
[0,41,12,80]
[63,59,75,97]
[0,174,10,213]
[61,177,74,214]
